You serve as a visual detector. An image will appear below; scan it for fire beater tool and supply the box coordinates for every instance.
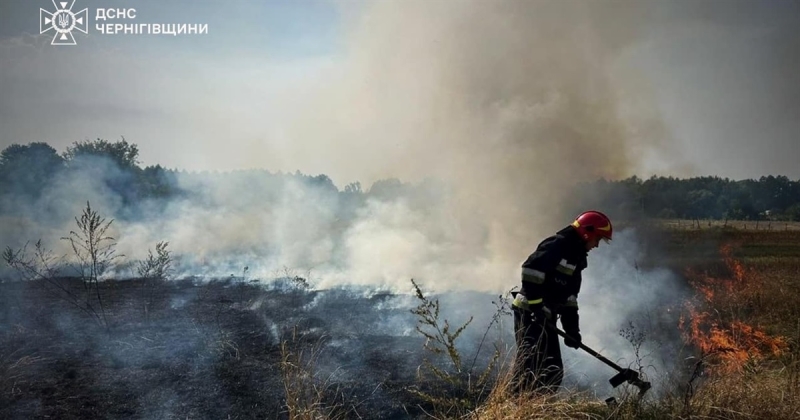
[547,324,652,396]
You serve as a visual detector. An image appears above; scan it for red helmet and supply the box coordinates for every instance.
[571,211,613,243]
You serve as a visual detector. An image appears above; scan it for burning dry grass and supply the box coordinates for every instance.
[681,242,791,373]
[274,228,800,420]
[470,229,800,420]
[671,233,800,419]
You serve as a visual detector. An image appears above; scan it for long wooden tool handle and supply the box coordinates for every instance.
[548,324,625,373]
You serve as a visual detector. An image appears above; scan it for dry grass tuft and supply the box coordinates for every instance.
[279,328,347,420]
[683,366,800,419]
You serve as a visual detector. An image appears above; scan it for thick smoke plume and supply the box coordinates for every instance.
[1,1,680,293]
[269,0,678,290]
[0,0,687,397]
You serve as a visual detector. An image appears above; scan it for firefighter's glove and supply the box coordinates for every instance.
[563,331,582,349]
[531,304,553,323]
[560,308,581,348]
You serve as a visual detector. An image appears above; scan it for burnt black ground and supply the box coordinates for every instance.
[0,277,484,420]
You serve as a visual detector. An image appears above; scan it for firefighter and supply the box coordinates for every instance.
[511,210,613,394]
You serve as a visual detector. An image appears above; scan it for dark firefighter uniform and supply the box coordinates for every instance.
[512,225,587,393]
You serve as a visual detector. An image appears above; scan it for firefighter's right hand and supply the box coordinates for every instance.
[563,331,581,349]
[531,304,553,323]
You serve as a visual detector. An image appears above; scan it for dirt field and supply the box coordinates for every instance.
[2,226,798,419]
[0,278,440,419]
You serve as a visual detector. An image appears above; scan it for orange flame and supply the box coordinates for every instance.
[680,241,788,373]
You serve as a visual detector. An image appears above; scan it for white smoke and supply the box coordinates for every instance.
[561,228,686,395]
[0,0,690,396]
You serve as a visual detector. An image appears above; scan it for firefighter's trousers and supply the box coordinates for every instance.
[512,307,563,394]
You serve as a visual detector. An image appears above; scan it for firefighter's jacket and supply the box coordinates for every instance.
[513,225,588,333]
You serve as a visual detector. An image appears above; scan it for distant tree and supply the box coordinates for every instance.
[0,142,62,168]
[63,137,140,170]
[138,165,179,200]
[368,178,407,200]
[759,175,794,213]
[0,142,64,199]
[687,189,716,219]
[657,208,677,219]
[785,204,800,222]
[308,174,337,194]
[344,182,362,194]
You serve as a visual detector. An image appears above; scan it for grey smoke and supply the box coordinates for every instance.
[288,0,678,261]
[0,0,708,398]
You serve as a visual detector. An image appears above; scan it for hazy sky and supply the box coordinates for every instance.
[2,2,782,373]
[1,0,799,186]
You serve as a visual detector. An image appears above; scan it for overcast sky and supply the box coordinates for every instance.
[1,0,799,186]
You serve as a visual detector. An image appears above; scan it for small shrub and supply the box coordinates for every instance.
[61,201,123,328]
[408,279,501,417]
[137,241,172,323]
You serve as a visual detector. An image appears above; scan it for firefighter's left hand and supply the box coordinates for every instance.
[564,331,581,349]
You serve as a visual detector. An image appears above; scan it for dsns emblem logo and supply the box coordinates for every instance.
[40,0,89,46]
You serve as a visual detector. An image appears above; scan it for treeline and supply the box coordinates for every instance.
[2,139,799,221]
[569,175,800,221]
[0,139,433,222]
[0,140,177,206]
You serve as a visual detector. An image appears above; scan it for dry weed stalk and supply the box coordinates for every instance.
[279,327,345,420]
[408,279,502,418]
[61,201,123,329]
[137,241,172,324]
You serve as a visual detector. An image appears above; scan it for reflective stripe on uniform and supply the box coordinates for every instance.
[556,259,576,275]
[521,267,546,284]
[512,298,543,309]
[512,293,543,309]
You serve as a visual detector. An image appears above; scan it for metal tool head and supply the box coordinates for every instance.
[609,368,652,396]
